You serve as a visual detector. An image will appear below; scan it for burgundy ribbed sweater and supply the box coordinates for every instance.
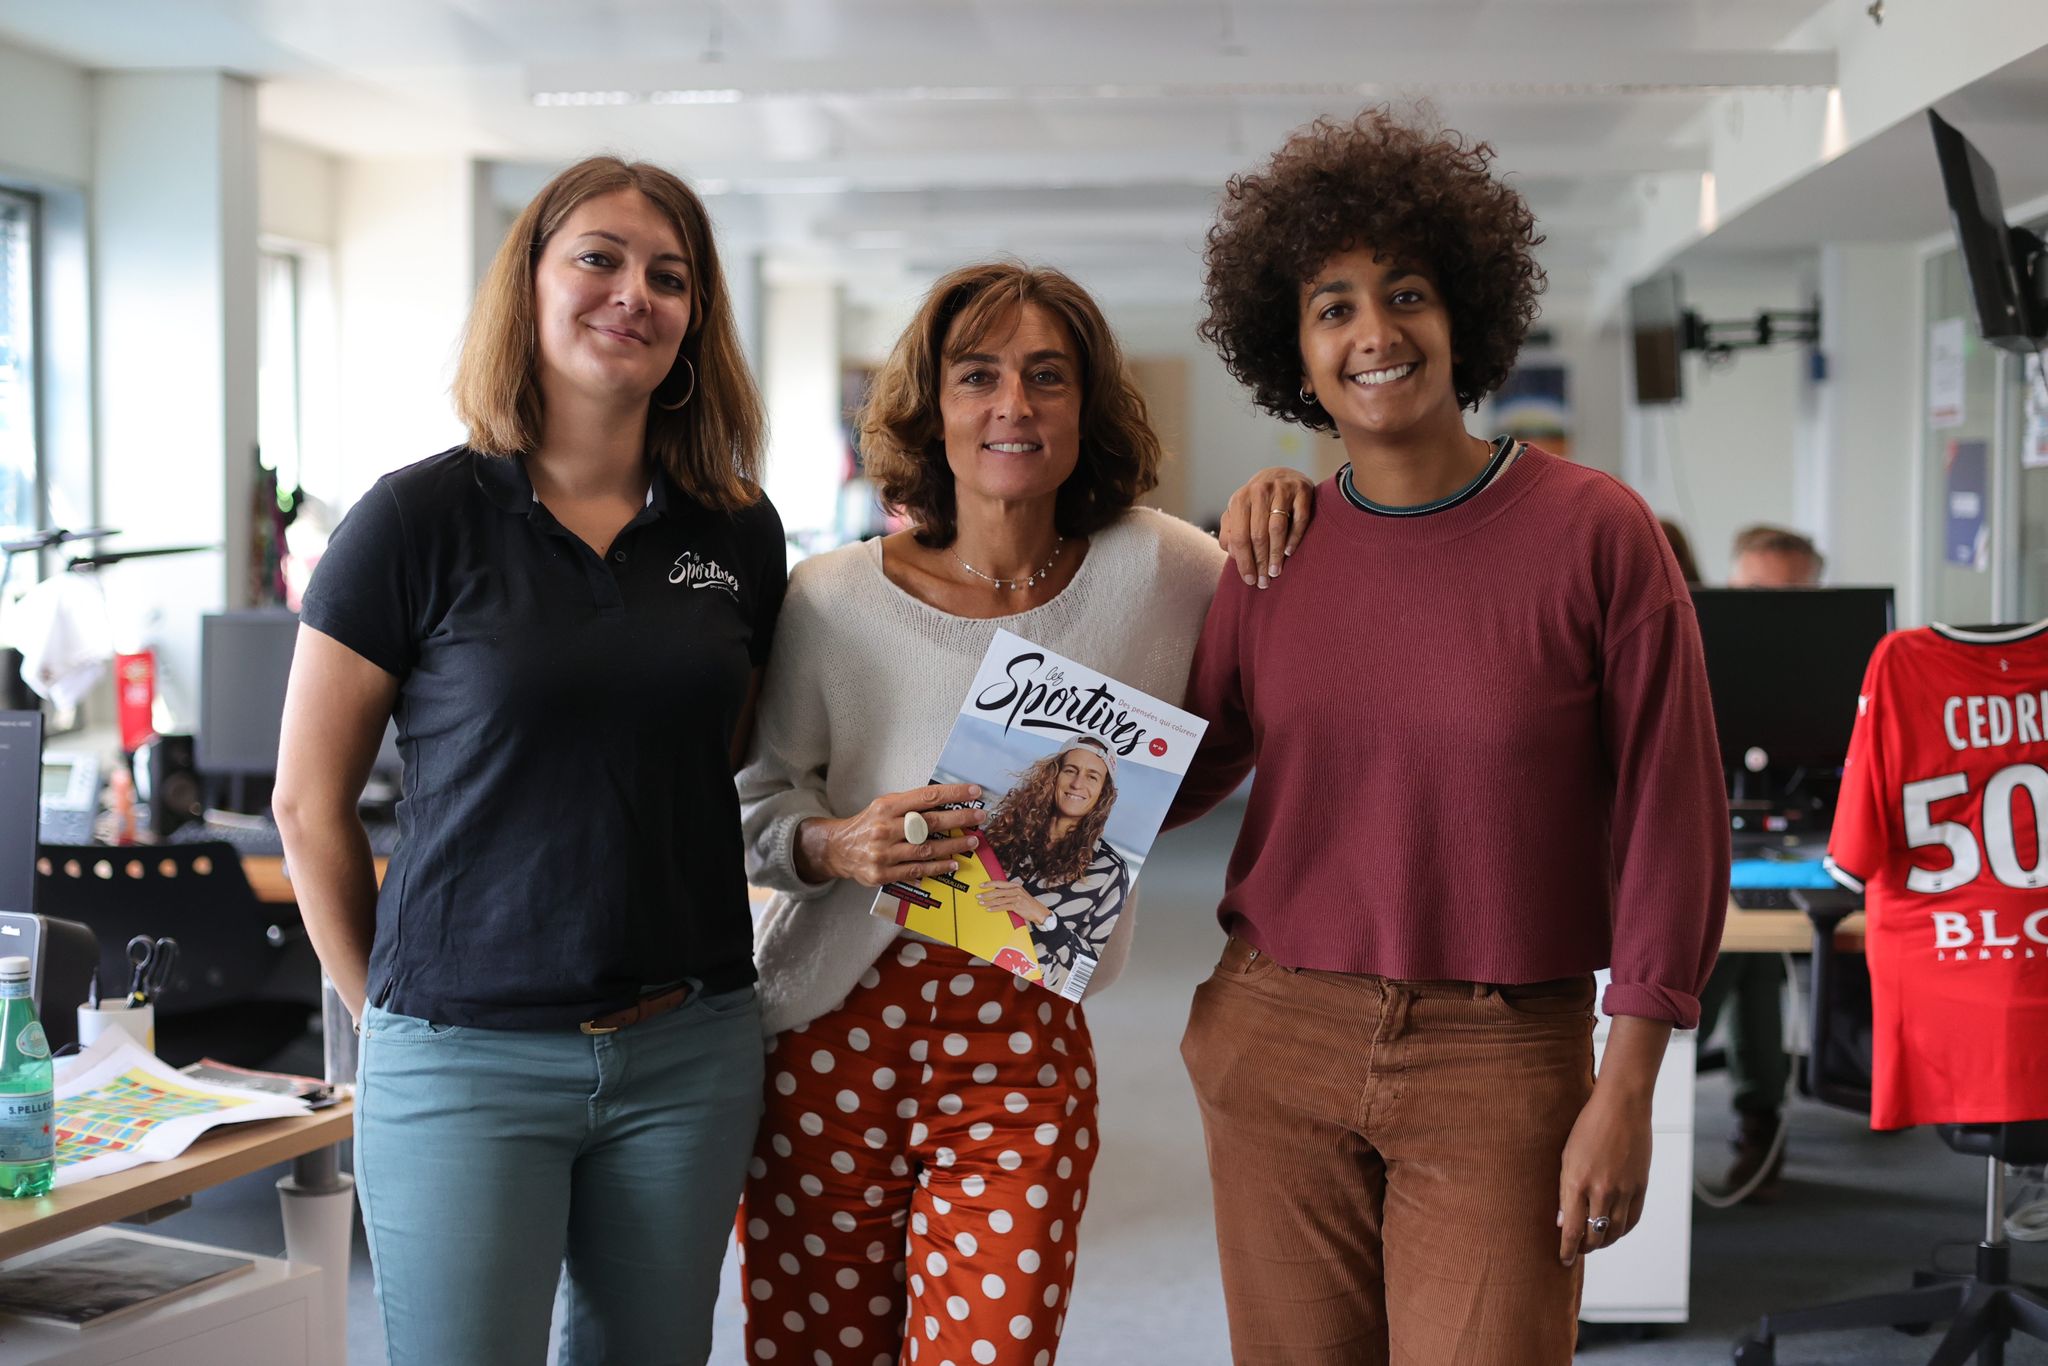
[1172,447,1728,1026]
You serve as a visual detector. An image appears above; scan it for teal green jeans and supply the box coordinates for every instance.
[354,987,763,1365]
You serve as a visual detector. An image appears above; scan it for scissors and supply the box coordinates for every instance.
[124,935,180,1006]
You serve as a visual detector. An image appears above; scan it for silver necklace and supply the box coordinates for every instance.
[952,536,1065,590]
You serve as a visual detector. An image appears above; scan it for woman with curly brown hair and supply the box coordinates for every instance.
[734,261,1314,1365]
[1170,108,1729,1363]
[978,737,1128,996]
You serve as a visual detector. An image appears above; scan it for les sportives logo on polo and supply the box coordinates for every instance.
[669,551,740,600]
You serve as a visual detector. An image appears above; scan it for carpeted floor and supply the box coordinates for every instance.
[134,800,2048,1364]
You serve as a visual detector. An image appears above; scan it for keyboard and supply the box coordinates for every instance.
[166,817,402,859]
[1731,886,1801,910]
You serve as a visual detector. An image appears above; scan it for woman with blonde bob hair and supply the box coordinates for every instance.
[277,155,785,1365]
[731,261,1314,1365]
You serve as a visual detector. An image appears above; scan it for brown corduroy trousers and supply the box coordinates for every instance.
[1181,936,1598,1366]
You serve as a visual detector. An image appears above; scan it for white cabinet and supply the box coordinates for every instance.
[1579,979,1697,1325]
[0,1230,320,1366]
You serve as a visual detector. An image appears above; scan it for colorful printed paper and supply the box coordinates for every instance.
[51,1037,309,1188]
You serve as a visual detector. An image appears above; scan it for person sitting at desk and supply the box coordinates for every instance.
[1698,523,1825,1204]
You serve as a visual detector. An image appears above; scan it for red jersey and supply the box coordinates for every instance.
[1827,620,2048,1129]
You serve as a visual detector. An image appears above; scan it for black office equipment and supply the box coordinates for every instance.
[34,843,314,1067]
[0,912,98,1055]
[196,610,299,792]
[197,611,399,812]
[1734,890,2048,1364]
[1629,271,1688,404]
[1690,588,1895,831]
[0,710,41,918]
[37,748,99,845]
[142,732,203,839]
[1929,108,2048,351]
[1628,268,1821,405]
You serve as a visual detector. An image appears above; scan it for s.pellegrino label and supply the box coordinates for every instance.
[0,1093,51,1164]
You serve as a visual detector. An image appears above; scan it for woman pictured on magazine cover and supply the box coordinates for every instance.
[1170,108,1729,1365]
[276,156,781,1365]
[734,261,1313,1366]
[977,736,1130,995]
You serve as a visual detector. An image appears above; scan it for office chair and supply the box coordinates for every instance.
[1733,895,2048,1365]
[35,842,318,1067]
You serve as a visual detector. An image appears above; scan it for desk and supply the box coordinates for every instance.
[1721,899,1865,954]
[0,1105,356,1366]
[243,858,383,907]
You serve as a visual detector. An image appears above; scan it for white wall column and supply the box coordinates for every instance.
[332,156,473,505]
[762,265,843,539]
[1811,243,1922,615]
[91,70,259,724]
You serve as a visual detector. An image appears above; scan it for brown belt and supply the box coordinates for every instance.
[579,984,694,1036]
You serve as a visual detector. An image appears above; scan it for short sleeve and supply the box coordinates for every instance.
[1826,638,1894,892]
[299,480,417,679]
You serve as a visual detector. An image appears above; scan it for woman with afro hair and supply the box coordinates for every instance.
[1170,108,1729,1363]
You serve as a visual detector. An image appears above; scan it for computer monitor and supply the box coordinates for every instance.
[1629,271,1688,405]
[1690,587,1896,774]
[0,711,40,915]
[1928,109,2047,352]
[197,611,400,787]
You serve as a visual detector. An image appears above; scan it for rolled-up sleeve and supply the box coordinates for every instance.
[1599,597,1729,1027]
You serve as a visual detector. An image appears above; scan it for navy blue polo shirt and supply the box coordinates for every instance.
[300,446,786,1029]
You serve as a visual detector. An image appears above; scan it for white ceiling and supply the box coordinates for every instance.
[0,0,1857,312]
[1673,43,2048,264]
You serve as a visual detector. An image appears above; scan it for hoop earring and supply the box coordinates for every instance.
[1298,385,1317,407]
[655,357,697,412]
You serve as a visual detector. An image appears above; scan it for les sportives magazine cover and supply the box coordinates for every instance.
[871,629,1207,1000]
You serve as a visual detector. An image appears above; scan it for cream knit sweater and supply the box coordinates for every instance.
[739,508,1227,1035]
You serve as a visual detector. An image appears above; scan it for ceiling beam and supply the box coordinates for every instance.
[528,51,1836,103]
[657,146,1705,195]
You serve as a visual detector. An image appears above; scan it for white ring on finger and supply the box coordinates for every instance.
[903,811,929,844]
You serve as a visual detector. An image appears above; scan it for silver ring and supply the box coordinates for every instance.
[1586,1215,1612,1235]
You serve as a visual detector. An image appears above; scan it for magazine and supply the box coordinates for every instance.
[870,629,1207,1000]
[181,1058,337,1107]
[0,1232,253,1328]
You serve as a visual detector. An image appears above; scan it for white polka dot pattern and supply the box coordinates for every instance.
[738,939,1098,1366]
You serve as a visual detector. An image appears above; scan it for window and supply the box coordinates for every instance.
[258,248,301,494]
[0,189,37,537]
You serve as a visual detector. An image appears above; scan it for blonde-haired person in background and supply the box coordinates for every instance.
[275,156,782,1365]
[734,260,1315,1366]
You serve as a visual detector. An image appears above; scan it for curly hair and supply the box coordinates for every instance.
[983,752,1118,888]
[1199,106,1546,427]
[860,262,1160,547]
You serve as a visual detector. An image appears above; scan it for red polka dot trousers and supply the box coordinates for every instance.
[739,937,1100,1366]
